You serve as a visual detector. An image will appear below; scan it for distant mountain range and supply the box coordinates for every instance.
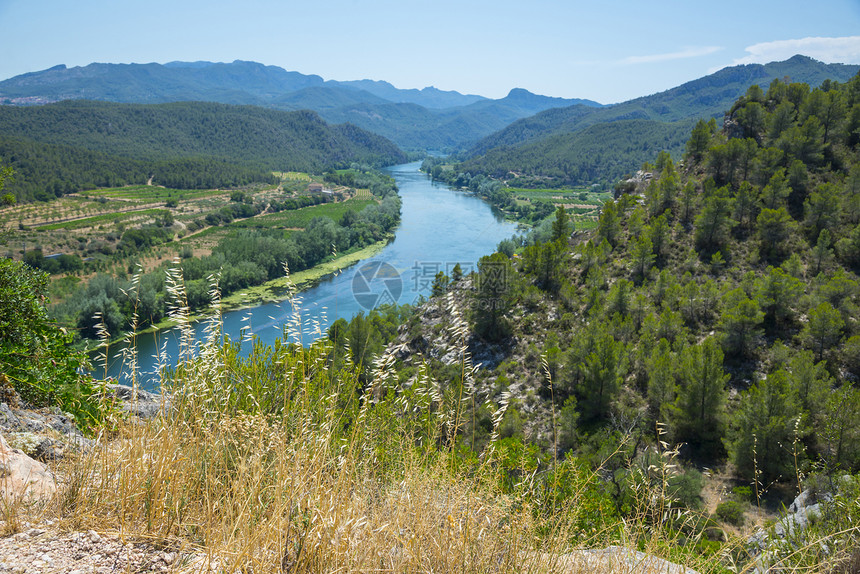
[459,55,860,186]
[1,56,858,187]
[0,60,602,151]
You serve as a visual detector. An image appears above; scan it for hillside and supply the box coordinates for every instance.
[461,118,696,185]
[0,100,407,201]
[0,61,601,151]
[462,56,860,186]
[381,71,860,567]
[317,89,604,151]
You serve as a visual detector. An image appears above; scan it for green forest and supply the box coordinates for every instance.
[0,100,406,202]
[417,74,860,478]
[456,119,696,187]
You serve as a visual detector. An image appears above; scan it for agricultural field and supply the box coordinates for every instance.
[504,186,610,229]
[0,174,379,282]
[38,209,169,231]
[506,187,610,206]
[78,185,215,203]
[275,171,312,181]
[229,199,376,229]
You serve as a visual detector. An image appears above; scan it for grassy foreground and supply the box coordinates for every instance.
[43,282,857,574]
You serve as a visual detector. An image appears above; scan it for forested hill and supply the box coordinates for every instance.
[368,73,860,560]
[0,60,602,151]
[459,56,860,187]
[0,100,407,201]
[468,56,860,157]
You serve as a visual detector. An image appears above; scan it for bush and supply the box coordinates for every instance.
[715,500,746,526]
[0,259,104,430]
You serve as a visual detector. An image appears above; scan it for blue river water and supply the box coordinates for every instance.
[98,162,518,390]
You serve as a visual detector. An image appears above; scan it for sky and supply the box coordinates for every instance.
[2,0,860,104]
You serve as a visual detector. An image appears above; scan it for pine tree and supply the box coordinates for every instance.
[597,200,621,248]
[578,329,627,423]
[672,337,728,454]
[719,288,764,357]
[551,205,572,243]
[802,301,845,362]
[694,186,736,253]
[646,338,677,426]
[630,234,655,283]
[756,207,795,258]
[820,384,860,471]
[729,370,805,484]
[756,266,803,329]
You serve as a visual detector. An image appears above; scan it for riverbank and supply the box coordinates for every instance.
[87,236,391,351]
[93,162,519,381]
[218,236,392,311]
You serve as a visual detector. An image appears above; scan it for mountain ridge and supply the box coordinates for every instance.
[467,55,860,158]
[459,55,860,186]
[0,60,602,151]
[0,99,408,200]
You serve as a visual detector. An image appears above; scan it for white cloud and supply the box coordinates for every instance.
[618,46,723,65]
[734,36,860,65]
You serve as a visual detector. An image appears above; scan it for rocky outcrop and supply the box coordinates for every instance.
[104,384,169,420]
[526,547,699,574]
[747,489,829,555]
[0,402,89,461]
[745,482,854,573]
[0,384,168,463]
[0,433,56,501]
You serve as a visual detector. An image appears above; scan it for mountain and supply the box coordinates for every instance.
[314,88,603,151]
[461,56,860,185]
[0,100,407,200]
[0,61,324,106]
[0,61,600,151]
[273,86,392,111]
[327,79,486,109]
[462,118,695,184]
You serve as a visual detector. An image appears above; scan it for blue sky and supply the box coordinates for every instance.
[2,0,859,104]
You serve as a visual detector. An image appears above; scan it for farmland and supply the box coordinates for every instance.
[502,186,610,230]
[230,199,377,229]
[0,170,381,282]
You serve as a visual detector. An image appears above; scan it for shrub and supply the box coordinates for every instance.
[715,500,746,526]
[0,259,105,430]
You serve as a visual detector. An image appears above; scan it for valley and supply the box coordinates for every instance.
[2,54,860,574]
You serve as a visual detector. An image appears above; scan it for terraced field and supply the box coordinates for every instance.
[0,175,376,277]
[78,185,216,203]
[229,199,376,229]
[505,186,609,229]
[38,209,168,231]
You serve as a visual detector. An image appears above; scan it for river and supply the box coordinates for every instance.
[99,162,519,390]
